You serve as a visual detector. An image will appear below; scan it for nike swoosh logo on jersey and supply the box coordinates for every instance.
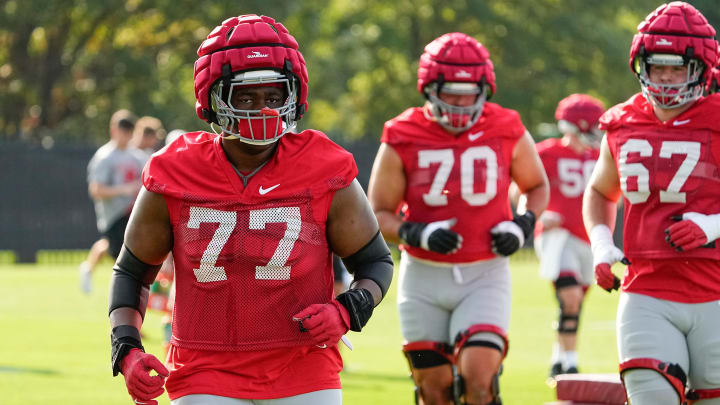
[468,131,484,141]
[258,184,280,195]
[673,119,691,126]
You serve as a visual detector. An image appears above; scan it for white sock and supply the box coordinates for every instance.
[563,350,578,369]
[551,342,561,364]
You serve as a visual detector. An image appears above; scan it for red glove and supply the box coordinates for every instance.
[666,218,708,251]
[594,263,621,293]
[293,300,350,347]
[121,348,169,405]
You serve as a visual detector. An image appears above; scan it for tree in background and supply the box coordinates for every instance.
[1,0,718,144]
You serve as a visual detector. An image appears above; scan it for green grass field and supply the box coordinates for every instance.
[0,250,621,404]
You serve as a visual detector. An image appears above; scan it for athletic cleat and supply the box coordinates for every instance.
[79,261,92,294]
[549,362,563,378]
[565,366,579,374]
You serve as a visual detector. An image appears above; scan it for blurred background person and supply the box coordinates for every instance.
[533,94,605,378]
[79,109,144,294]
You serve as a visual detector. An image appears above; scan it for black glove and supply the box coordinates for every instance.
[490,211,536,256]
[398,218,463,254]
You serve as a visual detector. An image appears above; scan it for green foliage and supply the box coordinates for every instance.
[0,253,622,404]
[1,1,719,143]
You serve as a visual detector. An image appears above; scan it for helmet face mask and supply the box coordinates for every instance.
[426,82,488,133]
[211,69,297,144]
[555,93,605,149]
[193,15,309,145]
[634,53,705,109]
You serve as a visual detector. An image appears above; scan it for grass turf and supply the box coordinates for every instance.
[0,251,620,404]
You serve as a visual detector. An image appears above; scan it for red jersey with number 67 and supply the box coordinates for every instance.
[535,138,598,243]
[382,104,526,263]
[143,130,356,398]
[601,93,720,302]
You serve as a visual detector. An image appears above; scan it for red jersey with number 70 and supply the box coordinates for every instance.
[601,93,720,302]
[382,103,526,263]
[142,130,357,398]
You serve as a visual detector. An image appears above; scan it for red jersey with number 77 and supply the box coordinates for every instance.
[382,103,526,263]
[142,130,356,399]
[601,93,720,302]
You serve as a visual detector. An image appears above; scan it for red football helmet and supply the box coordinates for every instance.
[555,94,605,147]
[629,2,718,108]
[417,32,496,132]
[193,15,309,144]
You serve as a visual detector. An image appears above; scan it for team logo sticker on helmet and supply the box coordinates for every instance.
[193,14,309,145]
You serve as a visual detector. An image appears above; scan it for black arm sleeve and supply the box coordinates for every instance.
[341,230,394,298]
[108,245,162,319]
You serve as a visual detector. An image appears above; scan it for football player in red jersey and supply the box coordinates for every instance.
[368,33,549,405]
[583,3,720,404]
[534,94,605,378]
[107,15,394,405]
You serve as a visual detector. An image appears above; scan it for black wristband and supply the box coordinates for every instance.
[514,210,536,239]
[398,221,424,247]
[111,325,144,376]
[336,288,374,332]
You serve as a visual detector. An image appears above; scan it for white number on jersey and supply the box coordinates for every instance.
[187,206,301,282]
[618,139,700,204]
[419,146,499,207]
[557,158,595,198]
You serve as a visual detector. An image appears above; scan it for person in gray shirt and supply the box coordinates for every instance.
[79,109,145,294]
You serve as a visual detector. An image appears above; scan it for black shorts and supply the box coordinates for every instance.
[103,214,130,259]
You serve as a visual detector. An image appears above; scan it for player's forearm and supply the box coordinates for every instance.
[374,210,404,245]
[90,182,129,200]
[582,186,618,236]
[520,181,549,218]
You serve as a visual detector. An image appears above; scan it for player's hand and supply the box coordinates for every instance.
[120,348,169,405]
[490,211,536,256]
[293,300,350,347]
[665,212,720,252]
[594,263,621,292]
[398,219,463,254]
[538,211,563,230]
[589,224,628,293]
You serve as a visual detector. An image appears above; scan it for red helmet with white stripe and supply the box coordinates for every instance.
[629,2,718,108]
[417,33,496,132]
[193,15,309,144]
[555,94,605,147]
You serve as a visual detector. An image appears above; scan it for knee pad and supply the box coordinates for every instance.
[454,324,508,359]
[620,358,687,404]
[403,341,454,369]
[452,365,503,405]
[557,312,580,333]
